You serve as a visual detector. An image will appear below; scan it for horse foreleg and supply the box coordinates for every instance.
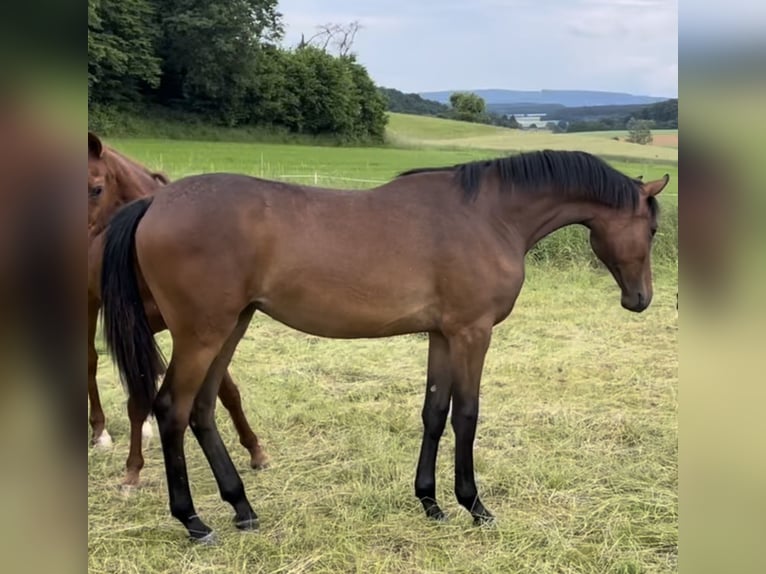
[88,299,111,448]
[448,323,494,525]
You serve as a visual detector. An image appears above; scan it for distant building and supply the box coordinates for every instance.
[508,113,548,128]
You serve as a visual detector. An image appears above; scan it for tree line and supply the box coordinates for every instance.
[559,99,678,132]
[88,0,387,142]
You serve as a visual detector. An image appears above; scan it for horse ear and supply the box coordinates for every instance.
[88,132,104,159]
[643,173,670,196]
[635,174,644,181]
[152,171,170,185]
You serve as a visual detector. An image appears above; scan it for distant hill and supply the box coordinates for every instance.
[419,89,669,108]
[378,87,449,116]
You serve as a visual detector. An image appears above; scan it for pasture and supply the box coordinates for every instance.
[88,138,677,573]
[385,113,678,162]
[569,130,678,150]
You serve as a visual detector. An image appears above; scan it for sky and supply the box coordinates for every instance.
[277,0,678,98]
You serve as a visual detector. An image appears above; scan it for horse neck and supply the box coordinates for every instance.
[500,188,608,253]
[108,151,158,203]
[89,152,158,238]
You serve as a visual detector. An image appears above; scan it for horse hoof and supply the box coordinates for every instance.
[248,445,270,470]
[235,516,259,531]
[141,420,154,440]
[473,513,496,527]
[191,531,218,546]
[427,509,448,522]
[120,482,139,496]
[423,504,447,522]
[91,430,113,449]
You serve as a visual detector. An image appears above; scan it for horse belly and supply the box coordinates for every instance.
[255,284,437,339]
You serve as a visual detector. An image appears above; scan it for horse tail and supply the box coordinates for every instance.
[100,197,165,415]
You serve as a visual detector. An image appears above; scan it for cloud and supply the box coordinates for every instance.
[566,0,677,40]
[276,0,677,96]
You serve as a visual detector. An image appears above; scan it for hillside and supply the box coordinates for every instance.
[419,89,669,107]
[385,113,678,162]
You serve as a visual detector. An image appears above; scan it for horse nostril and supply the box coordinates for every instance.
[637,292,645,308]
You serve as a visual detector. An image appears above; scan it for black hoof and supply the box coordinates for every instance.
[426,507,448,522]
[420,497,447,522]
[235,516,259,531]
[190,531,218,546]
[472,512,496,527]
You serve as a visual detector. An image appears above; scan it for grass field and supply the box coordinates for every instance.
[109,137,678,204]
[570,131,678,150]
[89,133,678,573]
[385,114,678,162]
[89,269,677,574]
[109,137,677,265]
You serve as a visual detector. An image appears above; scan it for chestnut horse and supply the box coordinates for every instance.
[101,150,667,540]
[88,133,268,485]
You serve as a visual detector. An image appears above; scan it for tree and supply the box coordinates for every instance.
[88,0,162,102]
[449,92,486,122]
[345,56,388,141]
[302,21,362,57]
[378,87,450,116]
[626,117,654,145]
[156,0,284,124]
[506,114,521,129]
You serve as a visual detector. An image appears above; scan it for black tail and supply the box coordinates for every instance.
[100,197,165,415]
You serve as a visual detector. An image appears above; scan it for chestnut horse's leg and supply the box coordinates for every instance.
[123,395,150,486]
[447,324,494,525]
[414,332,452,521]
[218,370,269,469]
[88,298,111,447]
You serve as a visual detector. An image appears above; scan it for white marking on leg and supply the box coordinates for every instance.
[93,429,113,449]
[141,419,154,440]
[430,385,437,393]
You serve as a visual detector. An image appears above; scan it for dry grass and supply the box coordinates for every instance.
[88,266,677,574]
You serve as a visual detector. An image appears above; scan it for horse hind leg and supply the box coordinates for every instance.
[218,370,269,469]
[153,339,224,542]
[154,304,259,542]
[122,394,151,488]
[190,305,259,532]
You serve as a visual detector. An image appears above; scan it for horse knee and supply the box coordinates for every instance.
[450,402,478,430]
[422,405,449,438]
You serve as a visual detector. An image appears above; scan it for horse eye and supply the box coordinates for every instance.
[650,227,657,238]
[89,185,103,198]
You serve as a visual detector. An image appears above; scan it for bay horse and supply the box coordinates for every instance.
[88,132,268,485]
[101,149,667,541]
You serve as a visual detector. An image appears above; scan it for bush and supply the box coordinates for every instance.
[626,118,654,145]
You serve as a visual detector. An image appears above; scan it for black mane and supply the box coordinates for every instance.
[398,149,644,210]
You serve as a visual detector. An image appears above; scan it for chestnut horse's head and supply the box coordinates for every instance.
[88,132,168,234]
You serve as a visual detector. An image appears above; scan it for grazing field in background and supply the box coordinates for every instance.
[570,130,678,149]
[89,137,677,573]
[109,137,678,266]
[385,113,679,162]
